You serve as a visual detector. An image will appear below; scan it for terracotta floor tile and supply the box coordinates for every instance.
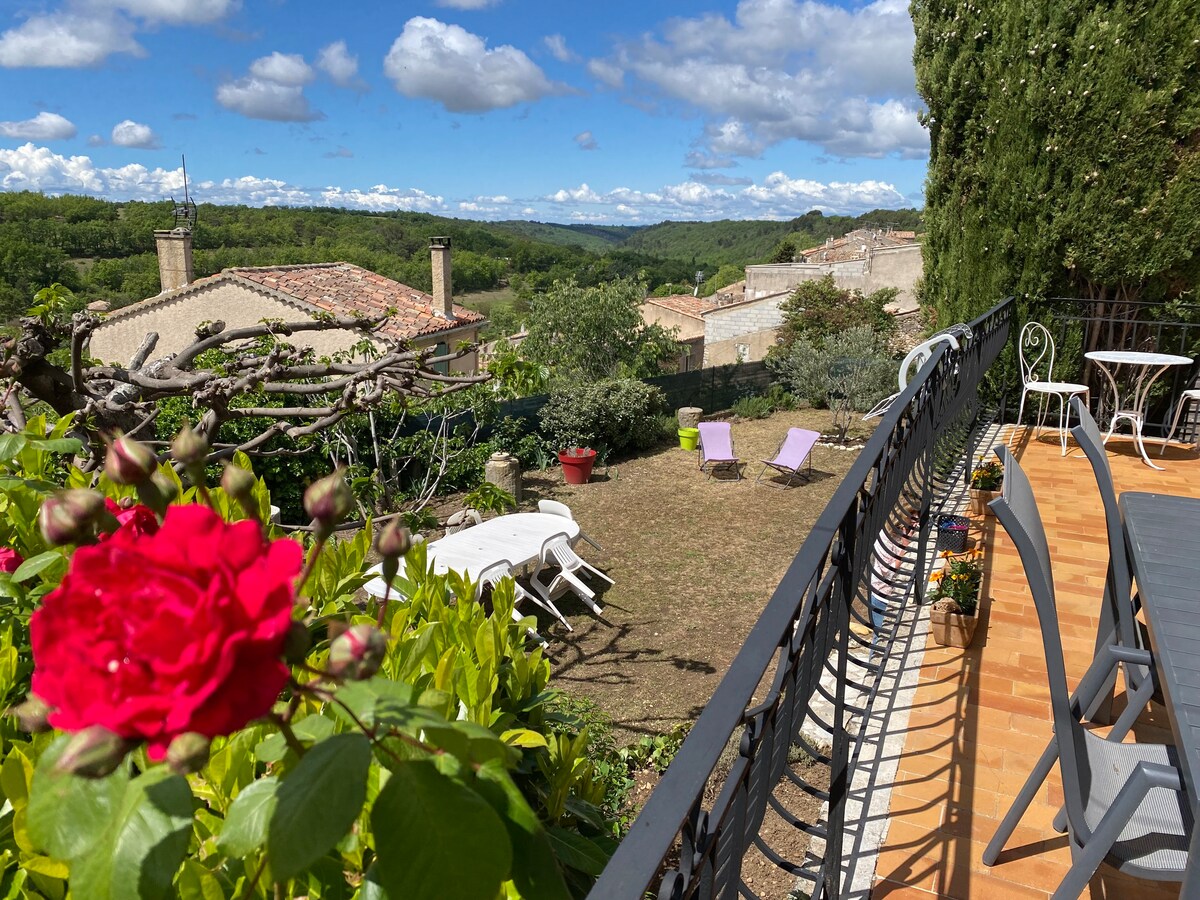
[875,429,1200,898]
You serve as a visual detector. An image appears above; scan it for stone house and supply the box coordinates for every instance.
[639,284,790,369]
[89,233,485,373]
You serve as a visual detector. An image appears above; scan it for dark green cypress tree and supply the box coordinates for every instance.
[913,0,1200,325]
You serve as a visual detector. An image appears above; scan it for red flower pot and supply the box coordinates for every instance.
[558,447,596,484]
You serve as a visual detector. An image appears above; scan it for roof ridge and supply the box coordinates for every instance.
[227,262,345,273]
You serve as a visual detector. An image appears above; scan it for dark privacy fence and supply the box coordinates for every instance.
[586,298,1014,900]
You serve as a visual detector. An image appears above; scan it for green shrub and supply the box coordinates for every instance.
[769,326,896,412]
[539,378,666,457]
[732,394,775,420]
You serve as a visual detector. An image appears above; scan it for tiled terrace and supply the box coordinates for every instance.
[874,426,1200,899]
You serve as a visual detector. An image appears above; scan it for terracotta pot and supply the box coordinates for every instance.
[558,447,596,484]
[968,487,1001,517]
[930,604,979,648]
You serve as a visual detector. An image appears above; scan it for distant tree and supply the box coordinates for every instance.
[698,263,745,296]
[770,238,798,264]
[913,0,1200,324]
[776,275,898,349]
[522,276,682,379]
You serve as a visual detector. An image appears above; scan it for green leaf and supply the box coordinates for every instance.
[11,551,65,584]
[475,761,570,900]
[26,438,84,454]
[371,760,512,900]
[546,826,610,877]
[174,860,226,900]
[0,745,33,808]
[267,733,371,882]
[26,736,128,861]
[217,777,279,859]
[500,729,548,749]
[0,435,27,461]
[68,767,194,900]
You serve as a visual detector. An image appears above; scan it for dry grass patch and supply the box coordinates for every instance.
[523,408,875,742]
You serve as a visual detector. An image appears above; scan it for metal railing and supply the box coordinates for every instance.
[1027,298,1200,437]
[588,297,1014,900]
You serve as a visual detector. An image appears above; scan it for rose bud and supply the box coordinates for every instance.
[304,471,353,537]
[282,619,313,664]
[221,463,256,502]
[170,422,208,468]
[104,433,156,486]
[326,624,387,681]
[40,489,107,546]
[55,725,135,778]
[150,470,179,506]
[7,693,51,733]
[165,732,211,776]
[376,520,411,587]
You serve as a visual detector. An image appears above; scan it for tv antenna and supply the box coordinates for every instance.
[169,154,197,231]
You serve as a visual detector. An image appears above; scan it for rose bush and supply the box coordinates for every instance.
[100,497,159,540]
[30,504,303,759]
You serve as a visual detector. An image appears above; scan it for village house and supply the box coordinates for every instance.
[88,232,485,373]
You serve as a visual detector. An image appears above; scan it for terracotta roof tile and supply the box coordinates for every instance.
[229,263,483,341]
[645,294,720,319]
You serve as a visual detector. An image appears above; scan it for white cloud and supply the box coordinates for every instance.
[96,0,240,25]
[684,150,736,170]
[593,0,926,159]
[383,17,558,113]
[316,40,359,88]
[319,184,445,212]
[435,0,500,7]
[544,171,907,220]
[87,134,105,147]
[0,0,238,68]
[248,51,313,86]
[217,77,321,122]
[0,13,141,67]
[0,142,182,195]
[110,119,159,148]
[544,34,575,63]
[586,58,623,88]
[0,112,77,141]
[574,130,597,151]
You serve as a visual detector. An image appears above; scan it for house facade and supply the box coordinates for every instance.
[89,234,485,373]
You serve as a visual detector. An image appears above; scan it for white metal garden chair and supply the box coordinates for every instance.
[1161,388,1200,455]
[1014,321,1089,455]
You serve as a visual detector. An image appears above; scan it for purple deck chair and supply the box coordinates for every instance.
[756,427,820,487]
[697,421,740,480]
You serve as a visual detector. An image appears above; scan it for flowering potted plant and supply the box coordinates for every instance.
[929,548,984,647]
[557,446,597,484]
[968,457,1003,516]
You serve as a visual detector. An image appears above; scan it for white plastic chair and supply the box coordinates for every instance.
[475,559,547,645]
[537,499,603,551]
[862,326,969,420]
[1161,388,1200,455]
[445,508,482,536]
[531,532,609,622]
[1016,322,1089,455]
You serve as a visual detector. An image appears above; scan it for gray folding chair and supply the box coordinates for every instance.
[983,445,1191,897]
[537,499,603,551]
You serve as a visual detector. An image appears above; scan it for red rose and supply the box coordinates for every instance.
[101,498,159,541]
[0,547,22,574]
[30,504,303,759]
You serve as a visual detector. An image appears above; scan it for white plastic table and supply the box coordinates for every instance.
[362,513,580,598]
[1085,350,1193,470]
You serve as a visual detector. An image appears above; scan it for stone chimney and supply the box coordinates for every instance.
[429,236,453,319]
[154,227,194,293]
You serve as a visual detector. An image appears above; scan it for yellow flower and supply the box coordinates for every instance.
[930,571,944,582]
[940,550,954,559]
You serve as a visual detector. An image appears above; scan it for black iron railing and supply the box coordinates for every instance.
[1026,298,1200,437]
[588,297,1015,900]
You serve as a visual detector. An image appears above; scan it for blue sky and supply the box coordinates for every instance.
[0,0,927,223]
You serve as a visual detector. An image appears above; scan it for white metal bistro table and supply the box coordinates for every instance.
[362,512,580,598]
[1085,350,1193,470]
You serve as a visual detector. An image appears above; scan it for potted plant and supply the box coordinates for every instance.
[557,446,597,484]
[968,456,1003,516]
[928,548,984,647]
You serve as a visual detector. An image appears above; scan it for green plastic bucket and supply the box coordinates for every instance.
[678,427,699,450]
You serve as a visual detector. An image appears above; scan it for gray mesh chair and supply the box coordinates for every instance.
[982,445,1191,897]
[1069,396,1159,709]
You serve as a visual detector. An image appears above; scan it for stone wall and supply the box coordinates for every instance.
[745,244,923,313]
